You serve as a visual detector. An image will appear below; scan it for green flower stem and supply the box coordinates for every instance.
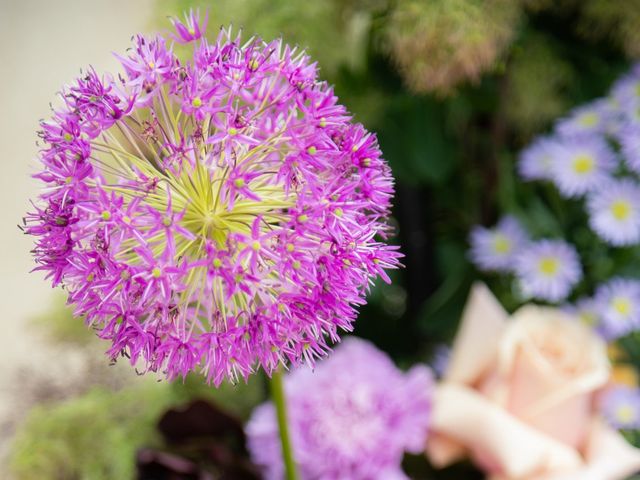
[269,368,299,480]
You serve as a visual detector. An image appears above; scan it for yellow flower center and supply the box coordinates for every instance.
[616,404,636,424]
[538,257,559,276]
[578,112,599,127]
[492,234,511,255]
[611,200,632,221]
[572,154,594,175]
[612,297,632,316]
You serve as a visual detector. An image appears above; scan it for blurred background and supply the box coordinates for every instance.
[2,0,640,478]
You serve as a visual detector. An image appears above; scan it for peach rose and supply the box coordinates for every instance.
[426,283,640,480]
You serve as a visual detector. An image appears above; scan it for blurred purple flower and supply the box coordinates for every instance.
[518,136,558,181]
[564,296,601,329]
[617,124,640,174]
[602,385,640,430]
[430,344,451,379]
[549,137,616,198]
[469,216,529,272]
[587,179,640,246]
[555,99,612,138]
[515,239,582,302]
[246,337,432,480]
[594,278,640,340]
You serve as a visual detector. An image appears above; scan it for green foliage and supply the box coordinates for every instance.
[156,0,371,76]
[504,33,574,136]
[10,383,166,480]
[10,376,263,480]
[31,295,94,346]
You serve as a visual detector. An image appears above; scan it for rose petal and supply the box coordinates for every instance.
[489,420,640,480]
[427,383,583,478]
[445,283,508,384]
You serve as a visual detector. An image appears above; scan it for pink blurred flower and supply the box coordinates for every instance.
[247,337,432,479]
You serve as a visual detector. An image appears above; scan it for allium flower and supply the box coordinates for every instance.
[246,337,432,480]
[555,99,611,137]
[602,386,640,430]
[514,240,582,302]
[587,179,640,246]
[24,14,401,384]
[170,9,208,44]
[517,135,559,181]
[468,216,529,272]
[549,137,616,198]
[594,278,640,340]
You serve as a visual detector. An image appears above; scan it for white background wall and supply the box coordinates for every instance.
[0,0,154,472]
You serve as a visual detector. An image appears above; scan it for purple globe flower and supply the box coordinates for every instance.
[24,14,401,384]
[587,179,640,247]
[594,278,640,340]
[602,385,640,430]
[246,337,432,480]
[514,239,582,302]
